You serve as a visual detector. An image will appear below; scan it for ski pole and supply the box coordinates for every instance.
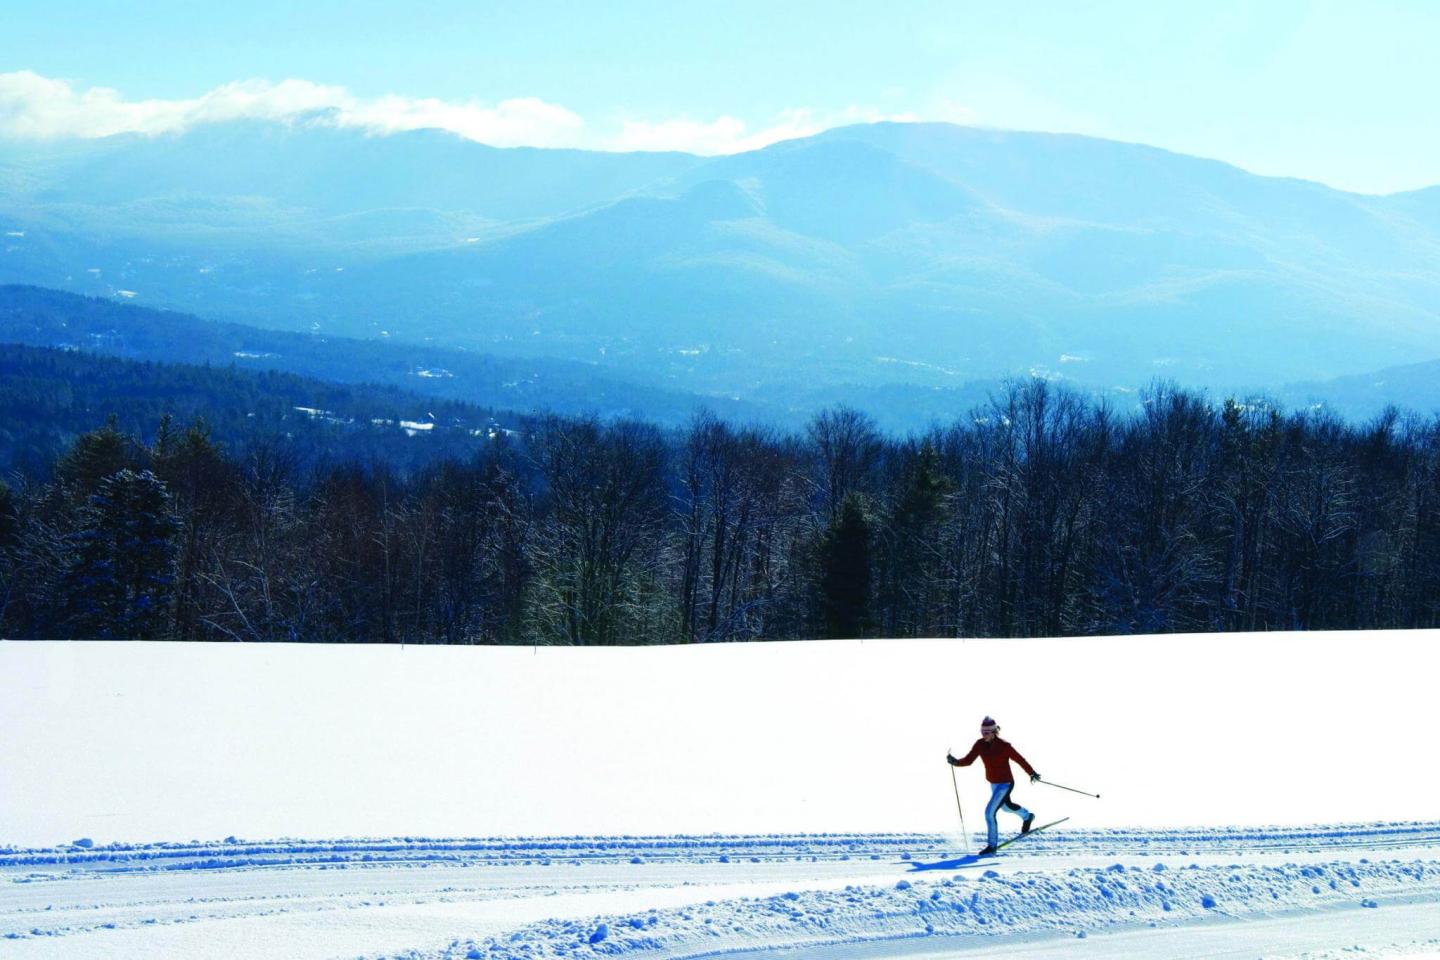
[1035,778,1100,799]
[948,752,968,845]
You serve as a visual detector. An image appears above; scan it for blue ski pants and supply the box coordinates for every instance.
[984,781,1031,847]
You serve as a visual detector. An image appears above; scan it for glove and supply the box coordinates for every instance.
[946,753,958,766]
[1030,772,1041,783]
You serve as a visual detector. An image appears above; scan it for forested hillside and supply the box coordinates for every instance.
[0,343,518,476]
[4,379,1438,643]
[0,285,761,425]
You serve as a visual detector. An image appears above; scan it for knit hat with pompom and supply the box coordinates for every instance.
[980,717,999,734]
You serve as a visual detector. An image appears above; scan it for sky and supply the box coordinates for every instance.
[1,0,1438,194]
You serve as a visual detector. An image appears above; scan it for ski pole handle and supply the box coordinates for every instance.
[1036,778,1100,799]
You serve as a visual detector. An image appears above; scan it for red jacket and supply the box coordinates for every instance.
[954,737,1036,784]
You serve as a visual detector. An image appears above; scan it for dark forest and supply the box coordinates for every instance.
[4,378,1439,643]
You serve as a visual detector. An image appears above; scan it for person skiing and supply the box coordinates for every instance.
[947,716,1040,855]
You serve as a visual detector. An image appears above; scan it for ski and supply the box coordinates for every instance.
[995,816,1070,851]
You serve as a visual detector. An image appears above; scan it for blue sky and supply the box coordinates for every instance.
[2,0,1437,193]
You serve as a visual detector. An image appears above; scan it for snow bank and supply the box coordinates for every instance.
[1,633,1437,847]
[3,828,1438,959]
[396,856,1440,960]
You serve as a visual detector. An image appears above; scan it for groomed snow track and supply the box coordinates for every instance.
[3,823,1440,960]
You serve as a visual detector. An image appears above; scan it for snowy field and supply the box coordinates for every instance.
[3,633,1440,959]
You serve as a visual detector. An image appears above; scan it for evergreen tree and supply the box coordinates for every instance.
[63,469,178,640]
[879,441,952,634]
[818,492,873,638]
[153,418,235,641]
[0,480,16,553]
[55,416,135,496]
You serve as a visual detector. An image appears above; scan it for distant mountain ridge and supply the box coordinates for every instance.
[3,120,1438,408]
[1278,357,1440,421]
[4,120,701,222]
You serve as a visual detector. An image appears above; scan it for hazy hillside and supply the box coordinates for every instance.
[3,120,1438,406]
[0,342,520,476]
[1279,357,1440,421]
[0,285,766,425]
[0,285,1017,431]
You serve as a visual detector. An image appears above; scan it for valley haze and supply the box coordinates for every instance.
[4,119,1439,425]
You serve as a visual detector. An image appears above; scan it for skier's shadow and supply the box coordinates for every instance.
[906,854,991,871]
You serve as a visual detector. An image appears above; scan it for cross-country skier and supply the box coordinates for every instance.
[947,716,1040,855]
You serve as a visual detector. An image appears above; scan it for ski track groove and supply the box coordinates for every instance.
[3,822,1439,960]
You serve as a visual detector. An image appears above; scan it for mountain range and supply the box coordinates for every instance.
[3,119,1438,417]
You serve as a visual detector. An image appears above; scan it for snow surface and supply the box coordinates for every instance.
[2,634,1438,846]
[2,828,1439,960]
[3,633,1439,959]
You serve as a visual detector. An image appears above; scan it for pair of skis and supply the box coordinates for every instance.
[947,760,1093,857]
[990,815,1069,853]
[907,816,1071,871]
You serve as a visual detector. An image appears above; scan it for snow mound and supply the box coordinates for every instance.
[419,857,1440,960]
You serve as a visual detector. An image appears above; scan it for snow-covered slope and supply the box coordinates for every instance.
[2,633,1438,847]
[4,634,1439,959]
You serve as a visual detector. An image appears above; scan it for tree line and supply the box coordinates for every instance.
[0,342,511,478]
[3,379,1439,643]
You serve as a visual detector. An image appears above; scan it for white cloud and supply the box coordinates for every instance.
[329,93,584,147]
[606,105,970,155]
[610,114,754,155]
[0,71,975,155]
[0,71,584,147]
